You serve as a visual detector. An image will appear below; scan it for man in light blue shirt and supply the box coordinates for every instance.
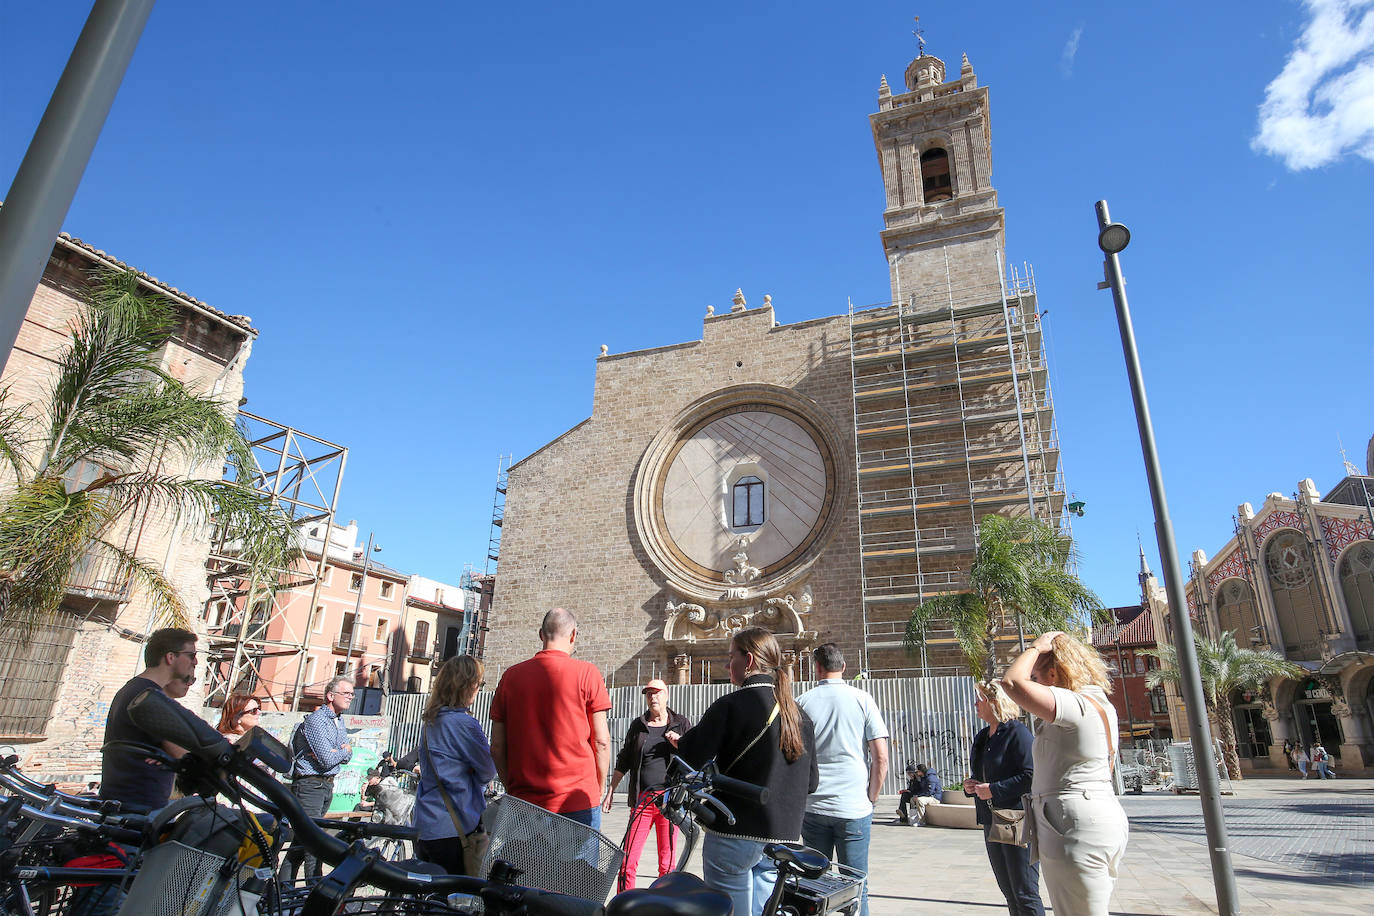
[797,644,889,916]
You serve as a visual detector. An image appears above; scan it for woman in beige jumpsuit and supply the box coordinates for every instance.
[1003,631,1128,916]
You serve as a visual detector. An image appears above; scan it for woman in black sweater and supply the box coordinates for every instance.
[676,627,818,916]
[963,680,1044,916]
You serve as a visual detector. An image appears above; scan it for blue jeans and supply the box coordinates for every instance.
[67,885,125,916]
[561,806,602,830]
[701,833,776,916]
[801,812,871,916]
[984,830,1045,916]
[1316,760,1332,779]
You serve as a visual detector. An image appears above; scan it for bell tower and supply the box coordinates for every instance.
[871,50,1006,308]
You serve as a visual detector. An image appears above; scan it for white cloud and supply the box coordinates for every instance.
[1060,25,1084,77]
[1253,0,1374,169]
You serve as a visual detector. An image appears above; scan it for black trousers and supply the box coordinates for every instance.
[281,776,333,882]
[983,831,1045,916]
[415,835,467,876]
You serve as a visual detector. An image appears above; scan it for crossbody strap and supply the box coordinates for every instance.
[421,732,469,836]
[726,703,780,774]
[1082,695,1116,773]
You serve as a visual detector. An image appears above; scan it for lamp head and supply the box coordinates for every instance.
[1098,222,1131,254]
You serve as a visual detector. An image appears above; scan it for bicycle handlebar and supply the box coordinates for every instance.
[0,792,145,847]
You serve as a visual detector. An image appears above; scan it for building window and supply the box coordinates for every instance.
[1338,541,1374,646]
[1150,686,1168,715]
[1215,577,1262,646]
[322,567,332,586]
[306,656,317,687]
[334,660,348,676]
[380,580,394,600]
[920,147,953,202]
[349,572,363,592]
[338,613,355,649]
[435,588,445,605]
[375,619,387,643]
[312,606,325,634]
[1266,531,1324,659]
[414,620,431,658]
[1134,656,1145,675]
[732,476,765,527]
[0,610,81,739]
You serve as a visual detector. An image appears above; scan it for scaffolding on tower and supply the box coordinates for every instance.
[202,413,347,709]
[847,254,1068,678]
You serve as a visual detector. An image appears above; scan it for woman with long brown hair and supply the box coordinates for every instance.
[216,693,264,741]
[677,627,818,916]
[412,655,496,875]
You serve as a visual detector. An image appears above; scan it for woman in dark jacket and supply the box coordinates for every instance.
[963,680,1044,916]
[601,677,692,890]
[677,627,819,916]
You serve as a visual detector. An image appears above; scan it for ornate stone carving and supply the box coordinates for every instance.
[663,584,816,646]
[599,344,608,357]
[731,289,747,312]
[705,305,714,317]
[673,653,691,672]
[724,536,761,589]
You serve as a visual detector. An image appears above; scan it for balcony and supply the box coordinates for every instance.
[63,551,130,603]
[408,644,435,663]
[332,634,365,655]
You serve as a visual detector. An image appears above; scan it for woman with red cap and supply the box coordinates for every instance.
[602,677,691,891]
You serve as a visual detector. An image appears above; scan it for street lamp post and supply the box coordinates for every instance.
[1095,199,1239,915]
[342,533,381,692]
[0,0,157,374]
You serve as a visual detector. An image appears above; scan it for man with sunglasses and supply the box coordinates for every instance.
[99,627,198,813]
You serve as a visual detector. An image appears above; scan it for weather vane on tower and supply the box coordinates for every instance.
[912,15,926,56]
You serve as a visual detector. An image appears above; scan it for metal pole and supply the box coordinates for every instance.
[0,0,157,373]
[1095,199,1238,915]
[344,532,375,686]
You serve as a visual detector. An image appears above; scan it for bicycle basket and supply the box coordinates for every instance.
[117,840,229,916]
[479,795,623,903]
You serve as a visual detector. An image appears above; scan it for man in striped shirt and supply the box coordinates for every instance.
[281,676,354,881]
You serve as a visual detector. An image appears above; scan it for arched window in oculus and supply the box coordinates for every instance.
[732,476,765,528]
[920,148,952,203]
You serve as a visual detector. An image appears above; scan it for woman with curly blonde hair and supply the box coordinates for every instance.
[1003,632,1128,916]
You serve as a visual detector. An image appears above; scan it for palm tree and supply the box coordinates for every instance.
[903,513,1106,681]
[0,269,296,636]
[1143,631,1303,779]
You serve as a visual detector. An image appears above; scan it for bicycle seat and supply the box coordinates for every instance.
[763,842,828,878]
[607,871,732,916]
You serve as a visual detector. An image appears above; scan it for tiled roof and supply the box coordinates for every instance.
[55,232,257,334]
[1092,606,1157,648]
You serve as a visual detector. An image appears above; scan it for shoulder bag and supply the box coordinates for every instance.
[985,727,1026,846]
[421,732,489,876]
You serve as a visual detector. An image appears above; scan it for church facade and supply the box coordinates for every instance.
[485,49,1066,685]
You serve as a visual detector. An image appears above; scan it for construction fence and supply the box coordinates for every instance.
[385,675,981,796]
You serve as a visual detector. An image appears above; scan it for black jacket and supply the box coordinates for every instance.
[965,719,1035,827]
[676,675,819,843]
[613,707,693,803]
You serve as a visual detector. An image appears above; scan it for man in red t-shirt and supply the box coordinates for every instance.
[490,607,612,828]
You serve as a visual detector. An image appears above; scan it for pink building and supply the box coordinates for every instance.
[207,522,467,710]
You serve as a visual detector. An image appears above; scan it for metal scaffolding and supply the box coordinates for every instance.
[202,412,347,709]
[848,255,1067,677]
[473,455,511,659]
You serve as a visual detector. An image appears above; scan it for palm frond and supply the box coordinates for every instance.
[0,387,34,482]
[91,536,185,628]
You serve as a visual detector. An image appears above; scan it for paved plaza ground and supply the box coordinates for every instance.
[601,776,1374,915]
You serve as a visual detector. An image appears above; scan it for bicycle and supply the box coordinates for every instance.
[114,685,736,915]
[614,757,863,916]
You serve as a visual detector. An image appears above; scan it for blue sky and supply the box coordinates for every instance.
[2,2,1371,608]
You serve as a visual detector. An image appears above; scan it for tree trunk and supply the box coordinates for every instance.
[1213,696,1244,780]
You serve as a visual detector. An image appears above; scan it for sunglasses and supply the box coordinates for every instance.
[243,706,262,715]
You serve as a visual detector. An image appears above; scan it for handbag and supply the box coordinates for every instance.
[986,804,1026,846]
[420,733,489,875]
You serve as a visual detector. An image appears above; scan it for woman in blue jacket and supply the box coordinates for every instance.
[963,680,1044,916]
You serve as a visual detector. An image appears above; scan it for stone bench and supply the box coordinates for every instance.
[921,789,979,829]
